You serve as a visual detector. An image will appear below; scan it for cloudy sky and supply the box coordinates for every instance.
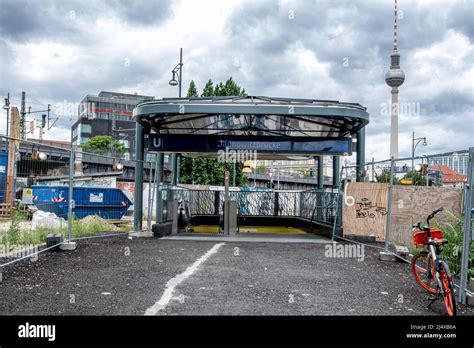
[0,0,473,161]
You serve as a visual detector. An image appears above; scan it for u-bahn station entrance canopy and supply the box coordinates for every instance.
[132,96,369,229]
[134,96,368,157]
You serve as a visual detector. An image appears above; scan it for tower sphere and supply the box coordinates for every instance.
[385,68,405,87]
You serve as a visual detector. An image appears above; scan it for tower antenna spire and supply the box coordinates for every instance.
[385,0,405,159]
[393,0,398,50]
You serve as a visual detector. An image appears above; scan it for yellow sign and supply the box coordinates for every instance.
[400,179,413,185]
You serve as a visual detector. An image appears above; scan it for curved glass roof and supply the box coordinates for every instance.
[134,96,369,138]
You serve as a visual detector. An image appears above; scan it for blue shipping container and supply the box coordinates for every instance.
[0,152,8,204]
[32,185,133,220]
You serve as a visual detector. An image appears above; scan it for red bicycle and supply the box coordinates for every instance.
[411,207,456,316]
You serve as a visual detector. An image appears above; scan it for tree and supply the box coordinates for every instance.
[179,77,247,186]
[187,80,199,98]
[224,76,245,96]
[201,79,214,97]
[376,169,399,184]
[376,169,426,186]
[82,135,126,156]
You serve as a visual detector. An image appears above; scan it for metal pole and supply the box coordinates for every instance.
[171,154,178,185]
[4,93,10,137]
[331,165,344,241]
[459,147,473,304]
[277,167,280,190]
[150,158,159,226]
[412,131,415,182]
[317,155,324,189]
[426,157,429,187]
[171,48,183,186]
[356,128,366,182]
[253,163,256,188]
[39,115,45,141]
[232,158,236,187]
[133,123,144,231]
[333,156,340,187]
[224,170,230,234]
[67,141,75,241]
[156,153,164,224]
[371,157,375,182]
[179,48,183,98]
[412,131,414,175]
[20,91,26,140]
[384,157,395,251]
[146,160,154,232]
[176,154,180,184]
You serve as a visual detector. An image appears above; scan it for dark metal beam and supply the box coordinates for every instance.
[318,155,324,189]
[155,153,164,224]
[333,156,340,187]
[356,128,366,182]
[133,122,145,231]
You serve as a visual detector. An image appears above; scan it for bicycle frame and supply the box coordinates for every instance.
[411,207,456,316]
[423,209,451,294]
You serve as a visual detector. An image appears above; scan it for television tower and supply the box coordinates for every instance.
[385,0,405,159]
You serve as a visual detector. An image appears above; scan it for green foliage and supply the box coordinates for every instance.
[376,169,427,186]
[180,77,247,186]
[1,214,130,247]
[432,213,468,276]
[401,171,427,186]
[469,241,474,278]
[180,157,246,186]
[201,79,214,97]
[375,169,399,184]
[82,135,126,156]
[187,80,199,97]
[7,212,21,244]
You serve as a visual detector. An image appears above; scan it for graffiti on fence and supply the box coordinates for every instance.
[355,198,387,219]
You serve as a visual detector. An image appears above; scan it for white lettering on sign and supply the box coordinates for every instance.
[152,137,163,148]
[90,193,103,203]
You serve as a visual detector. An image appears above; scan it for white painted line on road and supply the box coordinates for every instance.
[162,235,329,244]
[144,242,225,315]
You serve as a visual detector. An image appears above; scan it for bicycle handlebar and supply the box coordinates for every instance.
[427,207,444,224]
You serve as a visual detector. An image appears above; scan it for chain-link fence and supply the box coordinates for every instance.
[0,135,158,270]
[333,148,473,304]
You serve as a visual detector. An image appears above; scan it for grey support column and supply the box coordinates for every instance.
[171,153,178,185]
[356,128,366,182]
[133,123,145,231]
[176,154,180,184]
[317,155,324,189]
[155,153,164,224]
[333,156,340,187]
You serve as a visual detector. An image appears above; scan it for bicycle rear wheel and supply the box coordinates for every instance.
[411,252,437,294]
[439,268,456,316]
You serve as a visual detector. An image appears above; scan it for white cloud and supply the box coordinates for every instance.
[0,0,472,161]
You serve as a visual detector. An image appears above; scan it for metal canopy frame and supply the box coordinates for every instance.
[132,96,369,231]
[134,96,369,139]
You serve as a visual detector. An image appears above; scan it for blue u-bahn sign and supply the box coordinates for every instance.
[148,134,352,155]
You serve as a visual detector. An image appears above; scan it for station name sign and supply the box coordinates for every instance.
[148,134,352,155]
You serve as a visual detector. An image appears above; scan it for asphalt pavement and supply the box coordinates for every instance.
[0,234,472,316]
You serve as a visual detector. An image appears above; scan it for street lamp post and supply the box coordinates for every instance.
[3,93,10,137]
[169,48,183,185]
[412,131,427,182]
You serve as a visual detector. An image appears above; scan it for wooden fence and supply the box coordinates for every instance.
[343,182,463,246]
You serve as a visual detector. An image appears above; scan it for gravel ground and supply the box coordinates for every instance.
[0,235,472,316]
